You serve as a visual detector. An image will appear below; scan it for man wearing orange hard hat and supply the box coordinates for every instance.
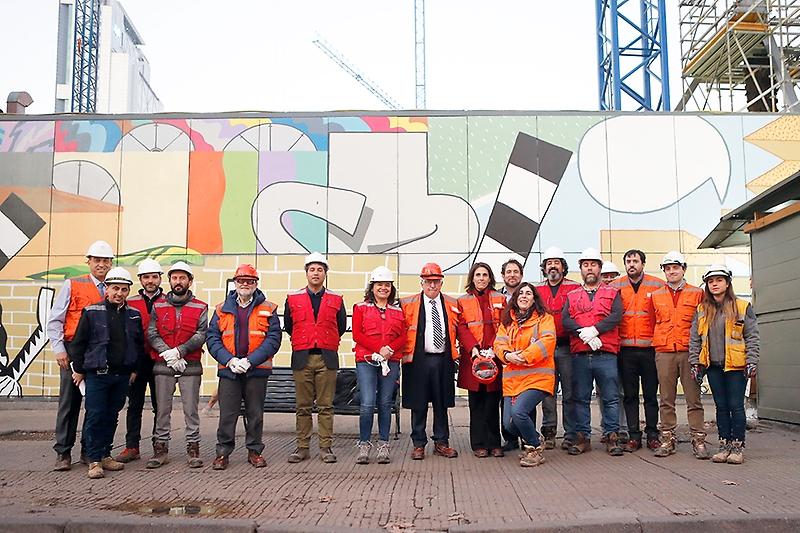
[400,262,461,460]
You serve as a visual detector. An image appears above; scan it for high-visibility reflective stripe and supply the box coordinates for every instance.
[642,280,663,288]
[495,335,510,342]
[503,367,556,378]
[621,339,652,347]
[222,331,234,336]
[531,339,548,353]
[249,330,266,337]
[623,310,650,316]
[540,329,556,337]
[467,320,483,326]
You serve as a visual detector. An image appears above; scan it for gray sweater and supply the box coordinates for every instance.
[689,301,759,367]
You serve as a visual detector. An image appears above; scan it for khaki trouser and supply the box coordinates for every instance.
[153,374,201,443]
[293,354,337,449]
[655,351,705,435]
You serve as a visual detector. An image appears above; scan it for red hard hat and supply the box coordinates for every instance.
[419,262,444,279]
[234,264,259,280]
[472,357,499,385]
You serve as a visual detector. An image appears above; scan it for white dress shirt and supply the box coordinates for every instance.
[423,295,446,354]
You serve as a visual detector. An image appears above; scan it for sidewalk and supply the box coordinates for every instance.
[0,398,798,532]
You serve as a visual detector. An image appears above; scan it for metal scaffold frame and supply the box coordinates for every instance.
[678,0,800,112]
[596,0,671,111]
[71,0,101,113]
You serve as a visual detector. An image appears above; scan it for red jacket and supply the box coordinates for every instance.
[535,279,580,339]
[456,290,504,392]
[151,297,207,361]
[566,285,621,354]
[286,289,343,351]
[351,301,405,363]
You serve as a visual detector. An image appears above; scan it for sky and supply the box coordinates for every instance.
[0,0,685,114]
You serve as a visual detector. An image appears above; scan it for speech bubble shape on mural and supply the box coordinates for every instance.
[578,116,730,213]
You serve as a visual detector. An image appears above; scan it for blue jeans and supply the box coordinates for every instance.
[503,389,550,447]
[84,373,130,462]
[705,366,747,442]
[356,361,400,442]
[572,353,620,437]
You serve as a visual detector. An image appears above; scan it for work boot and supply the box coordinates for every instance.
[605,432,624,456]
[376,441,391,464]
[53,452,71,471]
[212,455,228,470]
[541,426,557,450]
[146,441,169,469]
[568,432,591,455]
[356,441,372,465]
[288,447,310,463]
[623,438,642,453]
[647,436,662,451]
[433,441,458,458]
[653,431,676,458]
[247,450,266,468]
[711,439,730,463]
[114,447,140,463]
[187,442,203,468]
[101,456,125,471]
[320,447,337,463]
[87,462,104,479]
[691,433,712,460]
[561,436,575,451]
[520,445,546,467]
[726,440,744,464]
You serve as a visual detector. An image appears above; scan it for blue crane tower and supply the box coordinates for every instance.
[595,0,671,111]
[71,0,101,112]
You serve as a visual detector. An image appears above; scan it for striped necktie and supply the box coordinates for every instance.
[430,299,444,351]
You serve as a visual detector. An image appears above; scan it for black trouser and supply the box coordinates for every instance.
[216,375,268,457]
[619,347,659,440]
[410,353,451,448]
[124,370,157,449]
[467,388,502,450]
[53,342,85,456]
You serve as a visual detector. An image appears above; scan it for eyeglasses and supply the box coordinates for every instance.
[421,279,443,286]
[234,278,257,286]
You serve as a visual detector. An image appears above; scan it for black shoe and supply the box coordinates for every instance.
[501,439,520,452]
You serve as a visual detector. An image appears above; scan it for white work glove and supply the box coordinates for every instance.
[227,357,244,374]
[588,337,603,351]
[160,348,180,365]
[236,358,252,373]
[578,326,599,343]
[371,353,390,377]
[171,358,187,374]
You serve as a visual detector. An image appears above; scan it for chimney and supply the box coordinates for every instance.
[6,92,34,114]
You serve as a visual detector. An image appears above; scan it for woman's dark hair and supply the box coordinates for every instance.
[501,281,547,326]
[701,276,738,325]
[464,262,496,292]
[363,281,397,306]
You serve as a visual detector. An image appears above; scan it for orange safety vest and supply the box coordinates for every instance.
[64,275,103,341]
[457,290,506,346]
[493,311,556,398]
[213,300,278,370]
[400,292,459,363]
[612,273,664,348]
[652,283,703,353]
[696,299,751,371]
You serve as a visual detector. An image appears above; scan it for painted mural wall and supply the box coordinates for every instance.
[0,111,792,397]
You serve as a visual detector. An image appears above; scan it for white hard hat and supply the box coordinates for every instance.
[702,264,732,282]
[578,247,603,265]
[104,267,133,286]
[369,266,394,283]
[85,240,114,259]
[541,246,566,262]
[167,261,194,278]
[660,251,686,268]
[601,261,620,275]
[137,258,163,276]
[304,252,328,268]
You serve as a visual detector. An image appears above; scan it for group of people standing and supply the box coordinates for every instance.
[47,240,760,479]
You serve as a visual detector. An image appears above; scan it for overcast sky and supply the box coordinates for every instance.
[0,1,685,114]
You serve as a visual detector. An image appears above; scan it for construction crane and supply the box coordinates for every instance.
[595,0,671,111]
[312,36,401,110]
[71,0,101,112]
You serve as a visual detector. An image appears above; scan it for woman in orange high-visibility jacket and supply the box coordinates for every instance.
[494,282,556,468]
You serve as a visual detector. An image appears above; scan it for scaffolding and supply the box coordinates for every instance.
[678,0,800,112]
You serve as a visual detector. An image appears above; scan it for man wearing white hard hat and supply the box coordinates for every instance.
[68,267,148,478]
[114,259,165,464]
[47,239,115,471]
[600,262,620,285]
[146,261,208,469]
[284,252,347,464]
[534,246,580,450]
[650,252,711,459]
[561,247,625,456]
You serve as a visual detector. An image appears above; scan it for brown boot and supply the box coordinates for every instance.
[541,427,557,450]
[87,462,104,479]
[187,442,203,468]
[691,433,712,460]
[654,431,676,458]
[101,456,125,471]
[520,445,546,467]
[726,440,744,464]
[605,432,624,456]
[53,452,72,472]
[146,441,169,469]
[711,439,730,463]
[567,432,591,455]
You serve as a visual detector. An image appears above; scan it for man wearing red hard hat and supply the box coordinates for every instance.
[400,262,461,460]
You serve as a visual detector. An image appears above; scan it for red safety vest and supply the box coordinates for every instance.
[286,289,343,351]
[566,285,621,354]
[214,300,278,370]
[127,291,164,359]
[352,301,405,363]
[535,279,580,339]
[152,297,207,361]
[64,275,103,341]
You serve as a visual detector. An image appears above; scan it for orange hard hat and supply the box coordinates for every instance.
[234,264,259,280]
[419,262,444,279]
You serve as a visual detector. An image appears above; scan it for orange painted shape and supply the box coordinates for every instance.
[187,151,225,253]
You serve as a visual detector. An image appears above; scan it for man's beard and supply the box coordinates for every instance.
[547,269,562,283]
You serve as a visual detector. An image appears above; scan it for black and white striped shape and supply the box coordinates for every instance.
[0,193,45,270]
[475,133,572,268]
[430,300,445,351]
